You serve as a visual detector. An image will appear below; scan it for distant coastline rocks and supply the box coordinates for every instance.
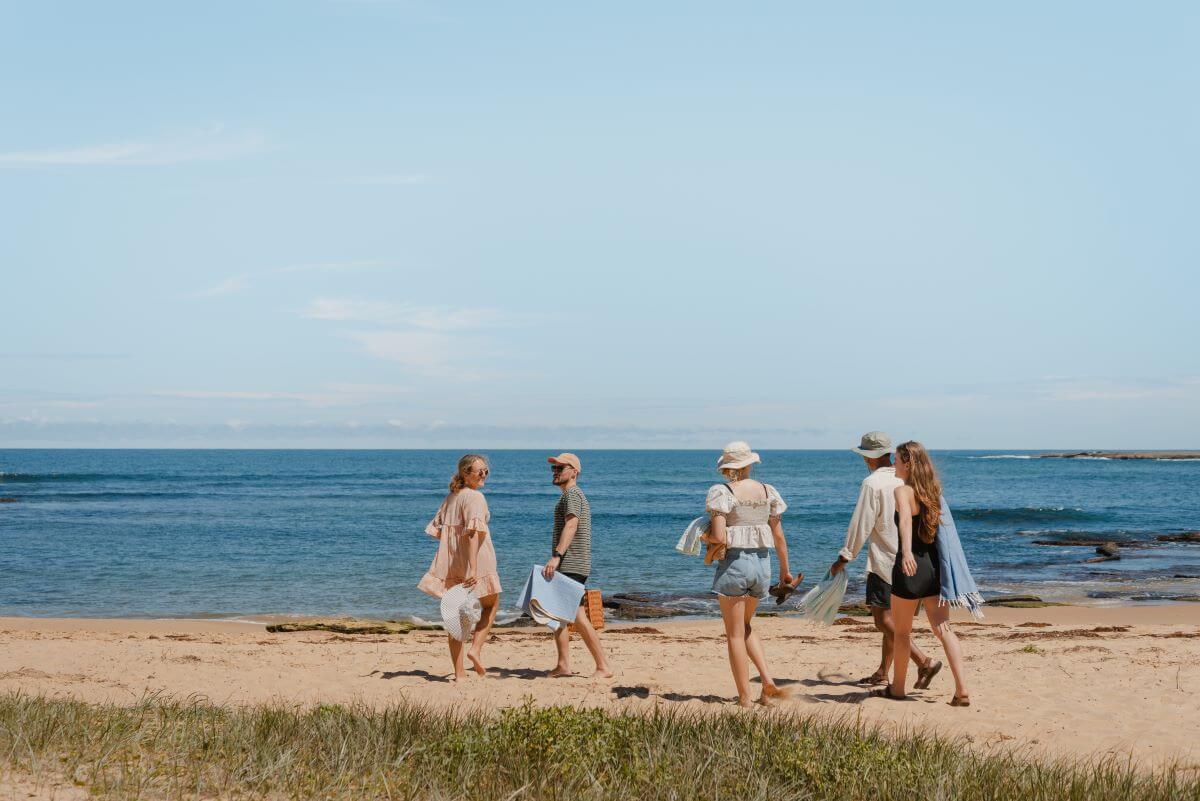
[1038,451,1200,460]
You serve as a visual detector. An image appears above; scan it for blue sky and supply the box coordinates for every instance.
[1,2,1197,448]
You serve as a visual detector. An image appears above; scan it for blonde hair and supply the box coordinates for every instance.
[449,453,488,493]
[895,441,941,544]
[720,466,752,482]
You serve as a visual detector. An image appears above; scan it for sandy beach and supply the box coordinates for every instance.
[2,604,1198,772]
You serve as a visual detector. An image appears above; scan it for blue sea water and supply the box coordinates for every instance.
[1,449,1197,620]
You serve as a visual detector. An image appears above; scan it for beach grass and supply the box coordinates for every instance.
[0,692,1195,800]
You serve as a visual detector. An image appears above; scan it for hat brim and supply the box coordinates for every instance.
[851,446,892,458]
[717,453,761,470]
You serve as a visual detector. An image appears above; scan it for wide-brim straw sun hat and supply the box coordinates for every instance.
[440,584,482,642]
[717,440,761,472]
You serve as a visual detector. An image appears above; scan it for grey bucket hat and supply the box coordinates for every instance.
[851,431,894,458]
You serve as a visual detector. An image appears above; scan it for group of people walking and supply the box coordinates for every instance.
[419,432,976,708]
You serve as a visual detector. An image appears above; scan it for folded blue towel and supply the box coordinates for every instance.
[517,566,586,631]
[936,497,985,619]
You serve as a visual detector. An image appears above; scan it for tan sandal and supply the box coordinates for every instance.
[950,695,971,707]
[914,660,942,690]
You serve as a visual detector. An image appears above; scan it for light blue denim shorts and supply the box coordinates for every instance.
[711,547,771,599]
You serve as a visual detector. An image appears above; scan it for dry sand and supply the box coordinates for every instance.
[2,605,1198,771]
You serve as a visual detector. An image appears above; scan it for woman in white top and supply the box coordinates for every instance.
[702,441,797,707]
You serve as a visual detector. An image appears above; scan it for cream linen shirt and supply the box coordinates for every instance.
[838,466,904,584]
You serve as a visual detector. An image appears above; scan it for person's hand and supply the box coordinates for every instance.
[462,575,478,588]
[542,557,560,580]
[829,558,846,576]
[779,570,795,587]
[704,540,727,564]
[901,552,917,577]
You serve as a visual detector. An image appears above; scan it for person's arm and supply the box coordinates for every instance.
[831,483,876,575]
[543,515,578,579]
[704,512,728,564]
[462,527,481,587]
[895,487,917,577]
[769,517,793,586]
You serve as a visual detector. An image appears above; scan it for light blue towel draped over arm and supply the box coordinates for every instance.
[936,497,985,619]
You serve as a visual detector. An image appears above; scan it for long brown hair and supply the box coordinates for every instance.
[896,441,941,544]
[449,453,488,493]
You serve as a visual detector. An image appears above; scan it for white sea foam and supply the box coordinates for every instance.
[973,455,1034,460]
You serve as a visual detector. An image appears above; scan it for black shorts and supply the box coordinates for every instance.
[562,571,588,606]
[891,550,940,600]
[865,573,891,609]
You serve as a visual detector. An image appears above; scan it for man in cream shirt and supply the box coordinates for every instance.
[830,431,940,688]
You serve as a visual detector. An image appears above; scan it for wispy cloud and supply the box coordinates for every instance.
[343,330,457,371]
[301,297,502,330]
[0,352,127,361]
[344,173,428,186]
[300,297,507,378]
[1036,378,1196,403]
[0,125,266,168]
[154,384,411,407]
[274,260,386,274]
[194,275,250,298]
[155,390,298,401]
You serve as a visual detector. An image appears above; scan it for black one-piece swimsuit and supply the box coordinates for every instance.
[890,512,941,600]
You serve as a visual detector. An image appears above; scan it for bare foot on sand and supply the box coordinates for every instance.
[761,683,792,701]
[549,667,575,678]
[466,651,486,676]
[592,667,614,679]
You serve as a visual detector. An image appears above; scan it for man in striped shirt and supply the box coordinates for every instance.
[543,452,613,678]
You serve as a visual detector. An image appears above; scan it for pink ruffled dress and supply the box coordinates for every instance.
[417,487,503,599]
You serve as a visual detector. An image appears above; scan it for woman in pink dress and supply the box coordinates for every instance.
[419,453,502,680]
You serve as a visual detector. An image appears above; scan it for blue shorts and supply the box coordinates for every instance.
[712,548,771,600]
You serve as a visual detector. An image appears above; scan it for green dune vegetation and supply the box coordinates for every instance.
[0,693,1195,801]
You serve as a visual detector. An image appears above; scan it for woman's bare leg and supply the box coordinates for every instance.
[447,635,467,681]
[923,598,969,699]
[889,596,919,696]
[719,595,754,707]
[741,599,783,699]
[467,593,499,676]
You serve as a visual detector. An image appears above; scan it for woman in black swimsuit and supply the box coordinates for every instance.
[872,441,971,706]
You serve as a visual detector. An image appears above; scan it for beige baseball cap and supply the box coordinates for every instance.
[547,452,582,473]
[852,431,894,458]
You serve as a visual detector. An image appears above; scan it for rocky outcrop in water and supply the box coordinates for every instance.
[1040,451,1200,460]
[1156,532,1200,543]
[983,594,1069,608]
[266,618,439,635]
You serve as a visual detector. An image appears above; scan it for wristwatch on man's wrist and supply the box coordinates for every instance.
[552,550,564,561]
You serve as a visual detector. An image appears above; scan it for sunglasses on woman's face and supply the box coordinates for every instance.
[474,467,490,477]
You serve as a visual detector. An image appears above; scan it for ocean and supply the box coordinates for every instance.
[1,449,1197,621]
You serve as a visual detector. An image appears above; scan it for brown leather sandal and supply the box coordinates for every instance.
[950,695,971,707]
[856,672,888,685]
[869,685,907,700]
[914,660,943,690]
